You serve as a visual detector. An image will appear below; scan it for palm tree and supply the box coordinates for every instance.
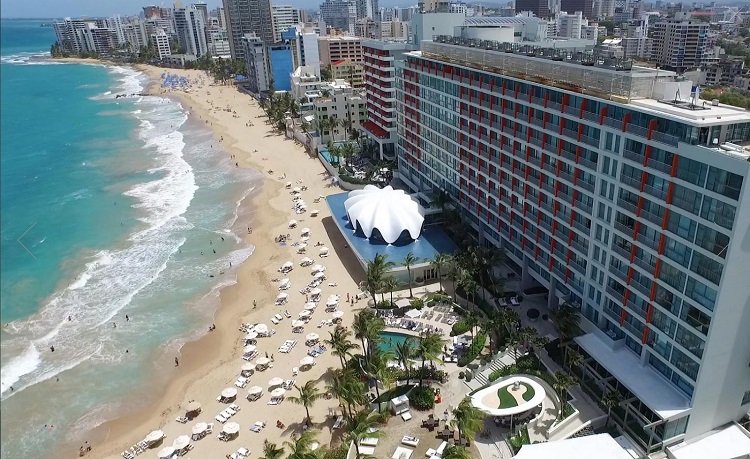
[353,309,376,361]
[464,309,479,340]
[460,275,480,307]
[567,349,584,378]
[362,347,394,404]
[431,253,449,292]
[328,115,341,141]
[402,251,421,298]
[325,326,359,369]
[602,390,622,427]
[553,371,577,419]
[300,120,311,133]
[326,369,366,420]
[552,303,582,340]
[288,381,324,425]
[431,189,452,215]
[451,397,486,442]
[394,337,414,383]
[282,431,319,459]
[441,446,471,459]
[345,410,386,458]
[415,331,446,386]
[365,254,394,302]
[447,264,462,302]
[382,276,400,306]
[261,440,285,459]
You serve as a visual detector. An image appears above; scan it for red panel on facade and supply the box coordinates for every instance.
[647,118,658,140]
[622,113,631,132]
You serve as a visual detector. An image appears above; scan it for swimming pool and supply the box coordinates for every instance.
[378,331,414,354]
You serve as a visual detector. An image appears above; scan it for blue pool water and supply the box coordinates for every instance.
[378,331,413,353]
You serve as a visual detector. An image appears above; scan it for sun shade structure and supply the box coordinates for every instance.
[344,185,425,244]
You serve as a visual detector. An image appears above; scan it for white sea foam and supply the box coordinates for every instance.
[0,344,40,394]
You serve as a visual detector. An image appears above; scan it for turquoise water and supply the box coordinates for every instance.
[0,19,262,458]
[379,331,413,353]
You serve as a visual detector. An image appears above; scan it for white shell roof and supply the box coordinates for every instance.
[344,185,424,244]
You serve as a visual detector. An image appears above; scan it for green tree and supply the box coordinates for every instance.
[451,397,486,442]
[352,309,384,361]
[288,380,324,425]
[261,439,285,459]
[566,349,584,378]
[325,326,360,368]
[382,276,400,306]
[430,253,450,292]
[442,446,471,459]
[402,251,421,298]
[602,390,622,427]
[345,410,386,458]
[415,331,446,386]
[362,347,394,404]
[553,371,577,419]
[394,337,415,383]
[340,141,356,168]
[326,369,367,420]
[321,66,333,81]
[365,254,394,301]
[282,430,320,459]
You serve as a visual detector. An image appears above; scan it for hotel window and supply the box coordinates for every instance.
[694,224,730,258]
[706,167,743,200]
[684,278,717,312]
[742,390,750,406]
[700,196,735,231]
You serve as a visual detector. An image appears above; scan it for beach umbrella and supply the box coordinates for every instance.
[270,387,287,398]
[297,244,307,250]
[145,430,165,444]
[293,187,301,193]
[311,264,326,273]
[300,257,312,265]
[286,182,292,187]
[314,272,326,279]
[319,247,329,254]
[256,357,270,366]
[248,386,263,397]
[300,236,310,242]
[288,220,297,227]
[223,422,240,435]
[277,293,288,300]
[172,435,190,450]
[310,288,322,296]
[280,278,290,285]
[291,320,305,328]
[186,401,201,413]
[300,356,315,367]
[221,387,238,399]
[306,333,319,341]
[304,303,316,311]
[158,446,176,458]
[191,422,207,435]
[332,311,344,319]
[301,228,311,235]
[241,363,256,374]
[299,310,312,317]
[281,261,293,269]
[326,296,339,306]
[244,344,257,354]
[244,331,258,340]
[254,324,268,334]
[268,377,284,387]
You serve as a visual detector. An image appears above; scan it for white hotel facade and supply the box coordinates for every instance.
[395,36,750,454]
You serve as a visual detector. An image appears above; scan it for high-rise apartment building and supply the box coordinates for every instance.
[106,15,127,45]
[560,0,594,18]
[515,0,550,18]
[650,13,711,72]
[271,5,301,43]
[222,0,274,60]
[290,26,321,78]
[396,35,750,456]
[153,29,173,59]
[556,11,586,39]
[173,4,208,57]
[361,40,415,160]
[318,35,363,67]
[242,33,272,93]
[320,0,357,34]
[53,18,118,55]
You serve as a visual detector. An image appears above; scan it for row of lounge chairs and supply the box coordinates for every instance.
[279,339,297,353]
[384,318,445,335]
[307,344,327,357]
[214,404,241,424]
[227,446,250,458]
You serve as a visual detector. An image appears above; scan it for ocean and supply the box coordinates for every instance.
[0,19,262,457]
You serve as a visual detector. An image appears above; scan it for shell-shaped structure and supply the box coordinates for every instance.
[344,185,424,244]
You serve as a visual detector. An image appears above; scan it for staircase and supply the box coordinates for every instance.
[467,356,509,388]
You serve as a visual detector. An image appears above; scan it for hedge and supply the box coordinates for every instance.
[409,385,435,410]
[487,354,557,388]
[457,333,487,367]
[450,320,471,336]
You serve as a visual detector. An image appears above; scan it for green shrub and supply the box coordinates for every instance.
[376,300,396,309]
[467,363,479,370]
[508,426,530,454]
[457,333,487,367]
[477,299,495,317]
[450,320,471,336]
[426,292,451,306]
[409,386,435,410]
[410,298,424,310]
[322,444,349,459]
[372,384,415,404]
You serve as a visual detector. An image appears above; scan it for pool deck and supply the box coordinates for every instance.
[325,192,457,269]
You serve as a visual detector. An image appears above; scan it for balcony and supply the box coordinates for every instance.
[580,135,599,147]
[558,169,575,184]
[620,174,642,191]
[650,131,679,148]
[602,116,621,129]
[622,320,644,339]
[636,233,660,251]
[552,266,568,281]
[575,200,593,214]
[626,123,649,138]
[623,149,645,164]
[572,219,590,234]
[640,207,665,226]
[578,180,595,193]
[561,128,579,140]
[578,157,597,171]
[613,243,632,261]
[538,219,553,234]
[614,221,635,238]
[571,238,588,255]
[547,100,562,112]
[647,159,673,175]
[609,263,629,283]
[617,198,639,216]
[634,255,657,274]
[606,285,625,303]
[570,259,587,275]
[630,276,653,297]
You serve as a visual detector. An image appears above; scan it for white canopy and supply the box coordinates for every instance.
[280,278,290,284]
[291,320,305,328]
[332,310,344,319]
[311,264,326,273]
[319,247,329,254]
[344,185,425,244]
[304,303,316,310]
[300,257,313,265]
[158,446,176,458]
[191,422,208,435]
[172,435,190,450]
[186,401,201,413]
[314,272,326,279]
[301,228,310,235]
[405,309,422,318]
[248,385,263,395]
[293,187,301,193]
[300,356,315,366]
[306,333,319,341]
[223,422,240,435]
[241,362,256,372]
[270,387,287,398]
[256,357,270,366]
[310,288,322,296]
[244,331,258,340]
[268,377,284,387]
[277,292,289,299]
[326,295,339,306]
[300,236,310,242]
[145,430,165,444]
[244,344,257,354]
[254,324,268,334]
[288,220,297,227]
[311,209,319,214]
[221,387,238,398]
[299,310,312,317]
[281,261,293,269]
[297,244,307,250]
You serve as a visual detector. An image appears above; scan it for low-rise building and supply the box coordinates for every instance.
[331,59,364,87]
[313,80,366,144]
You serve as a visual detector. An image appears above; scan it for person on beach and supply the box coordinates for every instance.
[125,315,129,322]
[265,352,269,359]
[112,322,116,328]
[50,346,55,352]
[253,300,257,308]
[175,357,179,367]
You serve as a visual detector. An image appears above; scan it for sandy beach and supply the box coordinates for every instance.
[82,65,368,459]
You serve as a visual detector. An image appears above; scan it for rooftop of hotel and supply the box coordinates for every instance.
[514,434,637,459]
[667,423,750,459]
[576,333,691,420]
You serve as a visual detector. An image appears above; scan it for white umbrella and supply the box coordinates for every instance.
[277,293,288,300]
[299,204,308,209]
[332,310,344,319]
[158,446,176,458]
[270,387,286,398]
[326,296,339,306]
[223,422,240,435]
[299,310,312,317]
[300,356,315,366]
[268,377,284,387]
[256,357,270,366]
[300,257,312,265]
[405,309,422,318]
[306,333,319,341]
[248,385,263,396]
[241,362,256,373]
[186,401,201,413]
[282,261,293,269]
[254,324,268,334]
[311,264,326,273]
[286,181,292,187]
[310,288,322,296]
[297,244,307,251]
[172,435,190,450]
[304,303,316,310]
[301,228,310,235]
[291,320,305,328]
[244,344,257,354]
[288,220,297,227]
[244,331,258,340]
[280,278,290,285]
[319,247,329,254]
[300,236,310,242]
[191,422,208,435]
[221,387,238,398]
[145,430,165,444]
[293,187,301,193]
[314,272,326,279]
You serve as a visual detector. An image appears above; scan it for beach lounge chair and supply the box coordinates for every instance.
[358,446,376,456]
[292,367,299,376]
[237,447,250,457]
[282,379,295,390]
[360,437,379,447]
[206,423,214,434]
[271,317,279,325]
[121,452,134,459]
[435,441,447,456]
[235,377,248,388]
[215,413,228,423]
[332,415,344,429]
[175,416,189,423]
[229,403,241,412]
[274,314,283,322]
[401,436,419,447]
[284,310,292,318]
[401,411,413,421]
